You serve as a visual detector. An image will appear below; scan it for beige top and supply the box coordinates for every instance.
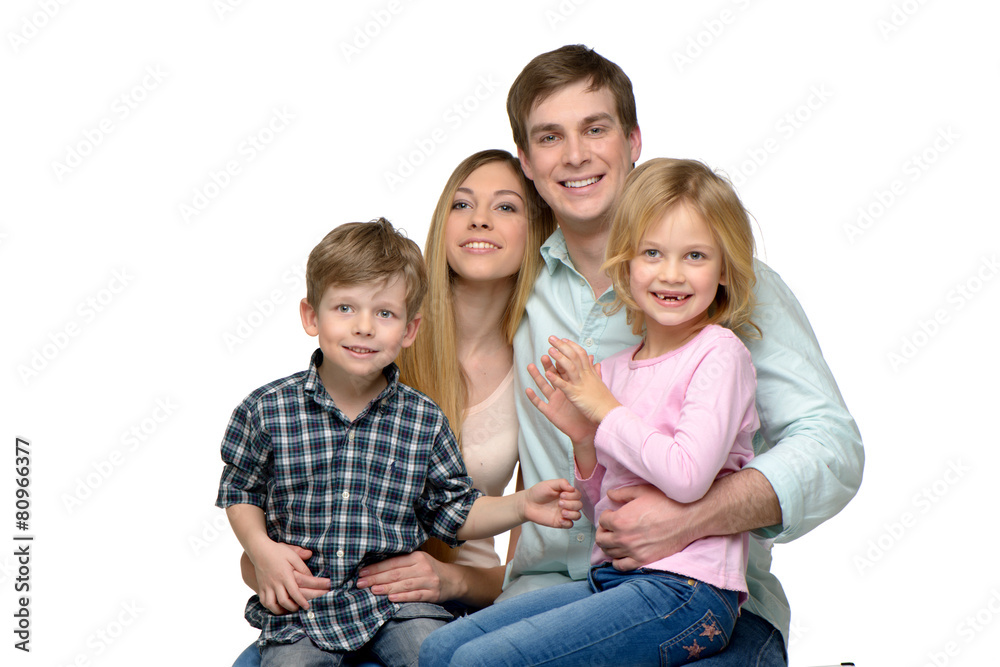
[453,367,519,568]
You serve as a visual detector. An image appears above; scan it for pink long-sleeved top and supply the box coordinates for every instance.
[575,324,758,595]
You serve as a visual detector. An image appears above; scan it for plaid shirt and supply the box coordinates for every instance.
[216,349,481,651]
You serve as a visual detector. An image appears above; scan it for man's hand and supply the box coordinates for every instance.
[595,485,696,571]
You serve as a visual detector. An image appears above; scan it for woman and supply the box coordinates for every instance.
[233,149,553,666]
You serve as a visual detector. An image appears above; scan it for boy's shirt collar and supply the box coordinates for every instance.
[303,348,399,420]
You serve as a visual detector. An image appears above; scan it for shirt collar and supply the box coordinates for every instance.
[540,227,571,275]
[303,348,400,414]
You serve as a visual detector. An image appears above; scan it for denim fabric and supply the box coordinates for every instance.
[690,610,786,666]
[420,565,739,666]
[241,602,451,667]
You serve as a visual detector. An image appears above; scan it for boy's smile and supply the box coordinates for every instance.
[300,276,420,401]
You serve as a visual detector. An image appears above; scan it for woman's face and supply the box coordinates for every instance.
[444,161,529,285]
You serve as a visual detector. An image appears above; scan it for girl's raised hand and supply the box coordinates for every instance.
[542,336,621,424]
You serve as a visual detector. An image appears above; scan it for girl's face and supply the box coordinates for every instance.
[629,201,725,352]
[444,161,529,285]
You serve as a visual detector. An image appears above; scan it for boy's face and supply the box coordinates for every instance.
[300,275,420,386]
[517,78,641,232]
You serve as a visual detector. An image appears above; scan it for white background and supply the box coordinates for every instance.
[2,1,998,665]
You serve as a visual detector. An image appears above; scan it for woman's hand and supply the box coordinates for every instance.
[355,551,459,603]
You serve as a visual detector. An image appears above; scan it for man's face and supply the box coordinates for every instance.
[517,79,641,232]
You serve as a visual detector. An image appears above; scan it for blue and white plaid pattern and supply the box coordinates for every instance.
[217,349,481,651]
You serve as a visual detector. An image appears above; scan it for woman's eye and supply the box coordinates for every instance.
[497,203,517,213]
[452,201,470,210]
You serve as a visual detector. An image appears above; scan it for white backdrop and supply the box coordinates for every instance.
[2,1,998,665]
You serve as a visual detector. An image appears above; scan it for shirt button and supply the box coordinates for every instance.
[576,534,585,542]
[337,549,345,558]
[307,611,315,619]
[348,431,355,442]
[579,278,585,286]
[341,491,350,500]
[583,338,594,348]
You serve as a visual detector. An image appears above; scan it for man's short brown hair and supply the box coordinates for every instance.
[506,44,638,154]
[305,218,427,323]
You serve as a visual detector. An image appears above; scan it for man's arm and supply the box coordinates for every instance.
[597,262,864,566]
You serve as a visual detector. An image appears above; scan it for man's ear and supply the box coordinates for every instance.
[517,146,535,182]
[400,312,422,349]
[300,298,319,336]
[628,124,642,166]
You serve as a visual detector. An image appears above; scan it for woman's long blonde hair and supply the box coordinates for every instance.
[398,149,554,446]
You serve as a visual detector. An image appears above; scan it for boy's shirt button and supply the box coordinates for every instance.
[337,549,345,558]
[341,491,350,500]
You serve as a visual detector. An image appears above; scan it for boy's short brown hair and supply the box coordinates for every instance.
[305,218,427,323]
[506,44,638,154]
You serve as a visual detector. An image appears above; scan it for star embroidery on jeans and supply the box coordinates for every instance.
[684,639,705,658]
[700,621,723,641]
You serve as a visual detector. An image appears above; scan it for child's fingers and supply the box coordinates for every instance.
[527,363,554,398]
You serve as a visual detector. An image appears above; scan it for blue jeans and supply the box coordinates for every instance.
[234,602,451,667]
[420,565,740,666]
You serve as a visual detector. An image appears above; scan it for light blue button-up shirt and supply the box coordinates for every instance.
[501,229,864,647]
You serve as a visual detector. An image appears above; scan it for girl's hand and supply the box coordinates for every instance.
[542,336,621,424]
[526,360,597,445]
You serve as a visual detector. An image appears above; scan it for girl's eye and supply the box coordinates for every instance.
[688,251,705,260]
[643,248,659,258]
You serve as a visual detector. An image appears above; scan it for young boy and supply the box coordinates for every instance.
[216,218,580,667]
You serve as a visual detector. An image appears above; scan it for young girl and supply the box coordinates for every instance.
[420,158,761,667]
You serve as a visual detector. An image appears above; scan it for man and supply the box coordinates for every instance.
[502,44,864,665]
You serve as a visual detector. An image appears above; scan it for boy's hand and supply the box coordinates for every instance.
[242,547,331,615]
[249,539,315,615]
[521,479,582,529]
[539,336,621,425]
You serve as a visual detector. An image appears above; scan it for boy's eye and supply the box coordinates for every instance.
[376,310,393,319]
[336,304,352,313]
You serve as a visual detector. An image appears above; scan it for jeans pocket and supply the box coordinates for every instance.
[391,602,455,621]
[659,610,732,667]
